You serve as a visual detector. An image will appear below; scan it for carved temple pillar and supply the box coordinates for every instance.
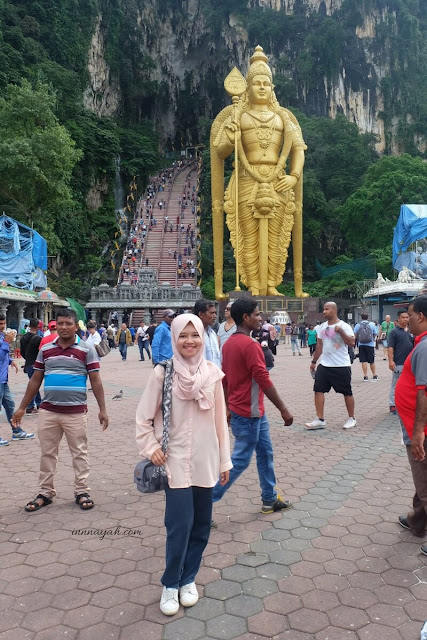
[0,300,10,323]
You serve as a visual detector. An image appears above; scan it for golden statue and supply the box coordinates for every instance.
[211,45,308,298]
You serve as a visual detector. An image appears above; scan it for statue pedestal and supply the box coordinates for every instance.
[225,291,322,324]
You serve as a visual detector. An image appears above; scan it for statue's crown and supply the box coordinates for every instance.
[247,46,272,83]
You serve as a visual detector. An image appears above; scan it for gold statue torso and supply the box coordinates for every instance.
[240,111,284,165]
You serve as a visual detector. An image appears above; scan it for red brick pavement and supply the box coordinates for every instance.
[0,343,425,639]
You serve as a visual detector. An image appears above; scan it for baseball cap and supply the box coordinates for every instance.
[48,320,57,329]
[261,341,268,347]
[162,309,175,318]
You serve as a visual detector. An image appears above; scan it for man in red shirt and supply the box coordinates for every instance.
[395,296,427,554]
[39,320,58,349]
[212,298,294,514]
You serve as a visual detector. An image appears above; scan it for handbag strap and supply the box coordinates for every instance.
[159,359,173,455]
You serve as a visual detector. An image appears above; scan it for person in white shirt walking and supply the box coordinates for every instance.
[305,301,357,431]
[85,322,102,349]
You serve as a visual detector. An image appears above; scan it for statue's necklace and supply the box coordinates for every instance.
[248,112,276,149]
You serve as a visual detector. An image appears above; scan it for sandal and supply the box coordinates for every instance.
[25,494,52,512]
[75,493,95,510]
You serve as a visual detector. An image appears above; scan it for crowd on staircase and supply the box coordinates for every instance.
[118,159,199,289]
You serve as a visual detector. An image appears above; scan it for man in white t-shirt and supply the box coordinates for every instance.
[305,301,356,431]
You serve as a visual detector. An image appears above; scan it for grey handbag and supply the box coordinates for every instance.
[134,359,173,493]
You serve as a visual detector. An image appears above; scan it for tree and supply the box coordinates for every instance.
[0,80,81,235]
[338,154,427,254]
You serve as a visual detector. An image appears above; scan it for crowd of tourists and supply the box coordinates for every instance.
[1,294,426,620]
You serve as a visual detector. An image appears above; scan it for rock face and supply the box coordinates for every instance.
[83,0,424,154]
[83,15,120,117]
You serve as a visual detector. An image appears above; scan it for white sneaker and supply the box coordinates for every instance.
[160,587,179,615]
[305,418,326,430]
[179,582,199,607]
[343,418,357,430]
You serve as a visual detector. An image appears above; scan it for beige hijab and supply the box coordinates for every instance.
[171,313,224,410]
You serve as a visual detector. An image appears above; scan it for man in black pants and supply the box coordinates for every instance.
[20,318,42,415]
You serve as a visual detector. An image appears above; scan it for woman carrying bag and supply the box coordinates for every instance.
[136,313,232,616]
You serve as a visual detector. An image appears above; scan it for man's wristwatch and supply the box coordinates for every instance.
[311,360,317,365]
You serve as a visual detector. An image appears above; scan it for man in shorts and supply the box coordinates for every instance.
[305,301,356,430]
[354,313,379,382]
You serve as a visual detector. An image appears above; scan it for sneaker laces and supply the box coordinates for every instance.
[163,588,177,602]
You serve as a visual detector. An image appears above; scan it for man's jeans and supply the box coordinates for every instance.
[118,343,127,360]
[389,364,403,406]
[0,383,15,426]
[27,366,42,410]
[212,412,277,504]
[291,337,301,354]
[162,486,212,588]
[138,338,151,361]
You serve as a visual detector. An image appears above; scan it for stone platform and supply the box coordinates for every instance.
[0,344,425,639]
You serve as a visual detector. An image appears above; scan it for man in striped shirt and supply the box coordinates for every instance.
[12,309,109,513]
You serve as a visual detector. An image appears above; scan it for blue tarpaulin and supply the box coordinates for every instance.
[0,215,48,289]
[392,205,427,268]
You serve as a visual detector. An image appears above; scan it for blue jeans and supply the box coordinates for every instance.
[138,338,151,361]
[162,486,212,589]
[118,343,127,360]
[27,366,42,410]
[212,412,277,504]
[0,383,15,426]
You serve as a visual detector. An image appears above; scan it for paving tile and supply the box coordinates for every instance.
[204,580,242,601]
[288,608,329,633]
[403,599,427,622]
[248,610,288,635]
[78,572,115,592]
[263,591,301,615]
[186,598,225,621]
[63,604,105,630]
[164,616,206,640]
[277,575,314,595]
[225,594,263,617]
[206,614,247,639]
[327,605,370,630]
[242,577,277,598]
[290,561,324,578]
[315,627,358,640]
[120,620,163,640]
[256,563,290,580]
[12,591,53,613]
[236,553,269,568]
[313,574,350,593]
[356,623,403,639]
[21,607,64,633]
[51,589,91,611]
[222,565,257,583]
[33,625,78,640]
[301,589,340,612]
[77,623,120,640]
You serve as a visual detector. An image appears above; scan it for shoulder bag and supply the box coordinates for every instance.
[95,339,111,358]
[134,359,173,493]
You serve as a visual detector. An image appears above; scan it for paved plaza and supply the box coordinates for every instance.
[0,343,426,640]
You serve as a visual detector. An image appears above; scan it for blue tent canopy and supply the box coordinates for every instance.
[392,205,427,268]
[0,215,48,289]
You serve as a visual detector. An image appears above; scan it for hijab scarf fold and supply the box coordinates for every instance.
[171,313,224,410]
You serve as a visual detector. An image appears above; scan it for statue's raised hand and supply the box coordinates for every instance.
[225,119,241,144]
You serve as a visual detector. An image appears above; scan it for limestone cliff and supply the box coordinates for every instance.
[83,0,425,154]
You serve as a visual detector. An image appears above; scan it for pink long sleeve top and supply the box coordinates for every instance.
[136,365,232,489]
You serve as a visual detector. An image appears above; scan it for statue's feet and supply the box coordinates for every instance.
[267,287,284,296]
[249,287,260,296]
[295,290,310,298]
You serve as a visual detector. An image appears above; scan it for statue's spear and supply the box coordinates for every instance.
[224,67,246,292]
